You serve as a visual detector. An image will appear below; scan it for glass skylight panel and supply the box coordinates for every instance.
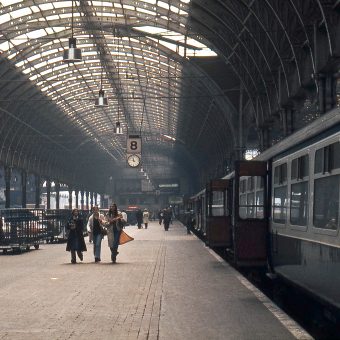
[12,7,32,19]
[0,0,22,6]
[26,29,48,39]
[157,1,170,10]
[9,34,28,47]
[0,41,11,52]
[136,7,156,15]
[29,74,39,81]
[91,1,112,6]
[53,1,72,9]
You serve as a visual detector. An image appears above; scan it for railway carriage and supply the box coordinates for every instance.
[186,107,340,316]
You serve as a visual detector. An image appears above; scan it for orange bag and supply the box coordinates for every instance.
[119,230,134,245]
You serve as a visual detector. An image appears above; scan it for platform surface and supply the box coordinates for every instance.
[0,221,311,339]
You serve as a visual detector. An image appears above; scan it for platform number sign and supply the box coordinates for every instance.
[127,136,141,154]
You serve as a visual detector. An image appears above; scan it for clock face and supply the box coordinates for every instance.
[127,154,140,167]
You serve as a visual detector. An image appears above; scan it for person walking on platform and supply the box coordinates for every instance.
[92,212,104,262]
[66,209,87,264]
[158,210,163,225]
[163,208,171,231]
[136,209,143,229]
[87,206,104,243]
[185,208,193,234]
[143,209,149,229]
[106,204,126,263]
[121,210,127,228]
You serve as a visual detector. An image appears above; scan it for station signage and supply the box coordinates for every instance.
[127,135,142,154]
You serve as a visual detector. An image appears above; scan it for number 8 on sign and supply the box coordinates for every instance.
[127,136,141,154]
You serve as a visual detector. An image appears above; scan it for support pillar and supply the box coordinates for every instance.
[55,182,60,210]
[94,193,98,206]
[90,192,94,209]
[86,191,89,210]
[35,175,41,209]
[21,170,27,208]
[68,188,72,210]
[317,73,337,114]
[238,84,244,160]
[75,190,79,209]
[281,107,294,137]
[80,190,84,210]
[4,166,10,208]
[259,127,270,152]
[46,180,51,210]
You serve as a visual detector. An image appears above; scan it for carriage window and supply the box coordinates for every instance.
[256,176,264,189]
[315,142,340,174]
[274,163,287,184]
[333,142,340,169]
[314,148,323,174]
[290,182,308,226]
[273,187,288,224]
[256,190,264,218]
[240,179,246,193]
[239,176,265,219]
[247,177,254,191]
[313,175,339,230]
[239,193,247,219]
[247,192,255,218]
[291,155,309,180]
[210,191,225,217]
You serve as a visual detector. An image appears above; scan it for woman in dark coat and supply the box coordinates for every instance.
[66,209,87,264]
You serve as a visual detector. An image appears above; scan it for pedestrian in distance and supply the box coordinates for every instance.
[0,218,5,244]
[163,208,171,231]
[185,208,193,235]
[66,209,87,264]
[136,209,143,229]
[121,210,127,228]
[143,209,149,229]
[106,204,126,263]
[158,210,163,225]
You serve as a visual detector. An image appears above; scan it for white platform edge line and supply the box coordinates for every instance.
[191,233,314,340]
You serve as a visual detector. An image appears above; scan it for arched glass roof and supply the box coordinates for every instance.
[0,0,216,163]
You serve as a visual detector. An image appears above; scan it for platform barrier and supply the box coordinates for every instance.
[0,208,90,253]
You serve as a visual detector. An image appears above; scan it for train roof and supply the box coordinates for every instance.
[256,106,340,162]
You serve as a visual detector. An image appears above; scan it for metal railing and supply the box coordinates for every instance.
[0,209,90,252]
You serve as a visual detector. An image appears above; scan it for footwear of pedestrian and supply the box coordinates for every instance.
[71,260,76,264]
[78,253,83,261]
[95,257,101,262]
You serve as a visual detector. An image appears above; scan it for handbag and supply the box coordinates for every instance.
[119,230,134,245]
[100,226,107,236]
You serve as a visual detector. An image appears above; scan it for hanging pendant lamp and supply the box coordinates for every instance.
[115,121,123,134]
[95,52,108,107]
[63,1,82,63]
[95,89,108,107]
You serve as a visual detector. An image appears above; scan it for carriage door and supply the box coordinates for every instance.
[206,179,232,247]
[233,161,268,266]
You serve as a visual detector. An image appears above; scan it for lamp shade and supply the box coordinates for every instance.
[95,89,108,107]
[63,38,82,62]
[115,121,123,134]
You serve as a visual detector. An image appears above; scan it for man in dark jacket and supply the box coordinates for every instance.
[136,209,143,229]
[185,208,193,234]
[163,208,171,231]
